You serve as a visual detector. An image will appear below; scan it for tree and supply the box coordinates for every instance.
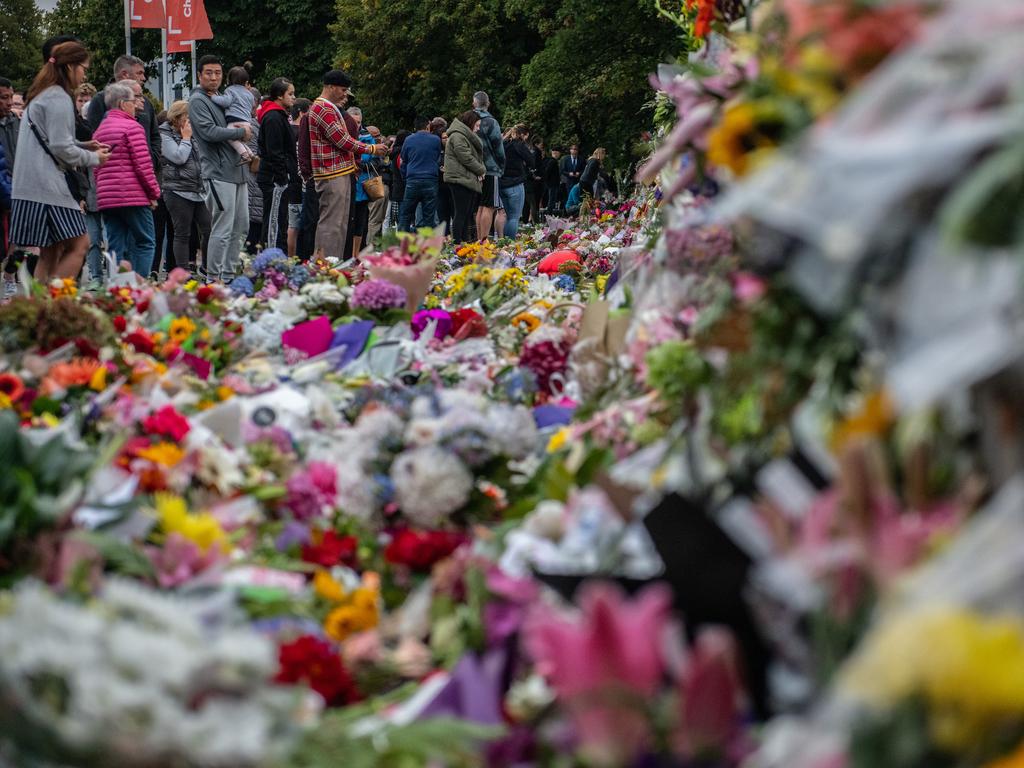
[512,0,679,167]
[47,0,161,89]
[202,0,339,99]
[332,0,542,132]
[0,0,45,89]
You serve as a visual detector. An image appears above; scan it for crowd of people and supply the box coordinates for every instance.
[0,37,617,294]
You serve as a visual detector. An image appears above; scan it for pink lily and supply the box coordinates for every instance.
[524,582,673,763]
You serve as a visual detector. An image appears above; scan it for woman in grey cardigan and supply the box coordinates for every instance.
[160,100,211,274]
[10,41,110,281]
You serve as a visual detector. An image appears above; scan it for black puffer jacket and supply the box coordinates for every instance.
[499,138,535,189]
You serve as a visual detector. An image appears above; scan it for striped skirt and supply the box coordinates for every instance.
[9,199,86,248]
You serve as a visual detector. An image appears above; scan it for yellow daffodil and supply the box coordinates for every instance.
[89,365,107,391]
[546,427,570,453]
[154,492,228,552]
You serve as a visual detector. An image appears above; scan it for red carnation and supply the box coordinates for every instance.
[450,308,488,340]
[142,405,191,442]
[275,635,360,706]
[301,530,358,569]
[113,315,127,333]
[384,528,465,572]
[519,339,571,395]
[197,285,216,304]
[125,330,155,355]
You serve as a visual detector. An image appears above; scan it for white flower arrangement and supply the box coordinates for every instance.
[0,580,313,767]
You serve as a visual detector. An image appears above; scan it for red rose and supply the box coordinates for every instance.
[275,635,359,706]
[384,528,465,572]
[125,330,155,355]
[450,308,488,340]
[142,405,191,442]
[113,315,127,333]
[197,285,216,304]
[301,530,358,569]
[73,337,100,358]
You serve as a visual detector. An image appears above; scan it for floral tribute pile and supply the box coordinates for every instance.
[4,0,1024,766]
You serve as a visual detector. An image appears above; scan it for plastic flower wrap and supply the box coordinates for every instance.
[360,230,444,314]
[0,579,312,767]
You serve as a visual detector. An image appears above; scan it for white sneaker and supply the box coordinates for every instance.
[2,279,17,301]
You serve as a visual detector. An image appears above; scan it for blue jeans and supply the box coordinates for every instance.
[499,183,525,239]
[85,212,105,282]
[398,177,437,232]
[104,206,156,276]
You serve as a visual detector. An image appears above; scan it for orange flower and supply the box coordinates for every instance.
[0,373,25,403]
[136,442,186,467]
[512,313,541,333]
[41,358,101,395]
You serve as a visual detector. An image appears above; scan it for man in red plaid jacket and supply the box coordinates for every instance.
[308,70,385,260]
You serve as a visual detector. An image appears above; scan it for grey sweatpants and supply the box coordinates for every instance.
[206,179,248,281]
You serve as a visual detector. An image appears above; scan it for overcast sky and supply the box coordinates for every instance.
[36,0,58,11]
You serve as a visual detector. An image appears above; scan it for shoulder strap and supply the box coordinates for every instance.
[25,102,66,171]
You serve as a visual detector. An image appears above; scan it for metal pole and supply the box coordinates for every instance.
[190,41,196,91]
[124,0,132,55]
[161,26,170,107]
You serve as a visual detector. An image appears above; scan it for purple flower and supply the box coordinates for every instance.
[352,279,408,311]
[275,520,312,551]
[410,309,453,340]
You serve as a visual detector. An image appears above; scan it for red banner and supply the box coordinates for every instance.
[166,0,213,43]
[167,38,193,54]
[130,0,165,29]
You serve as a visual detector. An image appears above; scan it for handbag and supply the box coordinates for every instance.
[26,105,84,203]
[362,164,386,200]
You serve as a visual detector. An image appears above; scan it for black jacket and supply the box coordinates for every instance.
[86,86,160,172]
[580,158,602,195]
[543,156,561,186]
[256,103,300,197]
[499,139,535,189]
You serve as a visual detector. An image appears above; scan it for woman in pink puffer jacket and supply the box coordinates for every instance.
[93,80,161,276]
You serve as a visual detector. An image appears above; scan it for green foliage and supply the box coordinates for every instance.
[514,0,680,167]
[333,0,677,169]
[645,339,712,406]
[201,0,338,98]
[281,703,501,768]
[46,0,162,88]
[0,411,95,577]
[0,0,45,89]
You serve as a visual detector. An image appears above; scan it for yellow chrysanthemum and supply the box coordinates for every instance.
[324,599,378,642]
[314,570,347,603]
[512,313,541,333]
[843,607,1024,751]
[137,442,185,467]
[169,317,196,344]
[155,492,228,552]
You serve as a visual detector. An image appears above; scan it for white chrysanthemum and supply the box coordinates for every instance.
[355,407,405,442]
[485,404,540,458]
[390,446,474,526]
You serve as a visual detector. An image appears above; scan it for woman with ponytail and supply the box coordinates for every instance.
[9,41,110,281]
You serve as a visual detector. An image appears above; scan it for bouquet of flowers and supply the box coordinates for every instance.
[359,230,445,314]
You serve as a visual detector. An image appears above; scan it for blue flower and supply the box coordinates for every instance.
[228,276,255,297]
[289,265,311,289]
[253,248,288,274]
[553,273,576,292]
